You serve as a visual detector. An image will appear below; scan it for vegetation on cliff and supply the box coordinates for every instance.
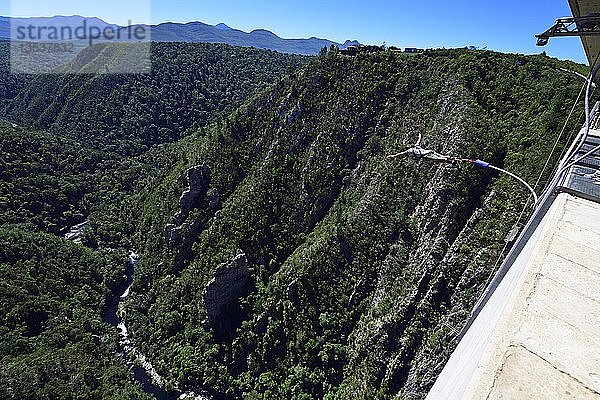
[0,42,308,399]
[0,227,152,399]
[124,48,587,398]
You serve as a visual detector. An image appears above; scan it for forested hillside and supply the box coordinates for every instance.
[6,42,308,156]
[0,42,309,398]
[0,227,151,399]
[0,41,30,107]
[1,42,307,237]
[0,122,108,233]
[124,48,586,399]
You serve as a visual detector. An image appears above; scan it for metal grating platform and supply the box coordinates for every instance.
[560,165,600,202]
[559,139,600,203]
[584,135,600,146]
[575,144,600,168]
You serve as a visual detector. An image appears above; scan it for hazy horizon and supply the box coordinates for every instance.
[1,1,589,65]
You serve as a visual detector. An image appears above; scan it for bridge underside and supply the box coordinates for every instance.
[569,0,600,68]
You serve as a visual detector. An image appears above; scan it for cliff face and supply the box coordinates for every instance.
[204,253,251,334]
[128,48,586,398]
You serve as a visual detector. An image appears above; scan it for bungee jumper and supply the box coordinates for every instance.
[387,144,460,165]
[387,133,465,165]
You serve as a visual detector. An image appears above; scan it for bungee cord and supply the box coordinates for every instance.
[388,146,539,206]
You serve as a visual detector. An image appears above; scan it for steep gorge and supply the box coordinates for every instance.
[0,42,309,399]
[124,48,586,398]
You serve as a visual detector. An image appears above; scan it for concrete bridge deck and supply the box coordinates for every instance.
[464,193,599,399]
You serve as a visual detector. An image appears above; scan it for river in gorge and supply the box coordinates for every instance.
[103,252,208,400]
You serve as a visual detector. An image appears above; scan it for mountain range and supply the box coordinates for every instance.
[0,15,361,55]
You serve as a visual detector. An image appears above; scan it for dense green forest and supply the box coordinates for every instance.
[123,48,587,398]
[0,41,589,399]
[6,42,308,156]
[0,42,309,399]
[0,122,104,233]
[0,227,151,399]
[0,42,30,108]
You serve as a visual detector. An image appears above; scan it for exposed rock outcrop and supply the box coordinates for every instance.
[164,165,212,272]
[175,164,211,224]
[204,253,251,331]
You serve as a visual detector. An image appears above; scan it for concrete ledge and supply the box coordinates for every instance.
[467,194,600,399]
[427,193,600,399]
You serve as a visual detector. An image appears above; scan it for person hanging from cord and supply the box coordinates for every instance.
[387,144,459,164]
[387,132,460,165]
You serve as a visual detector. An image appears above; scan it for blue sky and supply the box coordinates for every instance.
[5,0,588,64]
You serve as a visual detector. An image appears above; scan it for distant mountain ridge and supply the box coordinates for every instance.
[0,15,361,55]
[0,15,120,40]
